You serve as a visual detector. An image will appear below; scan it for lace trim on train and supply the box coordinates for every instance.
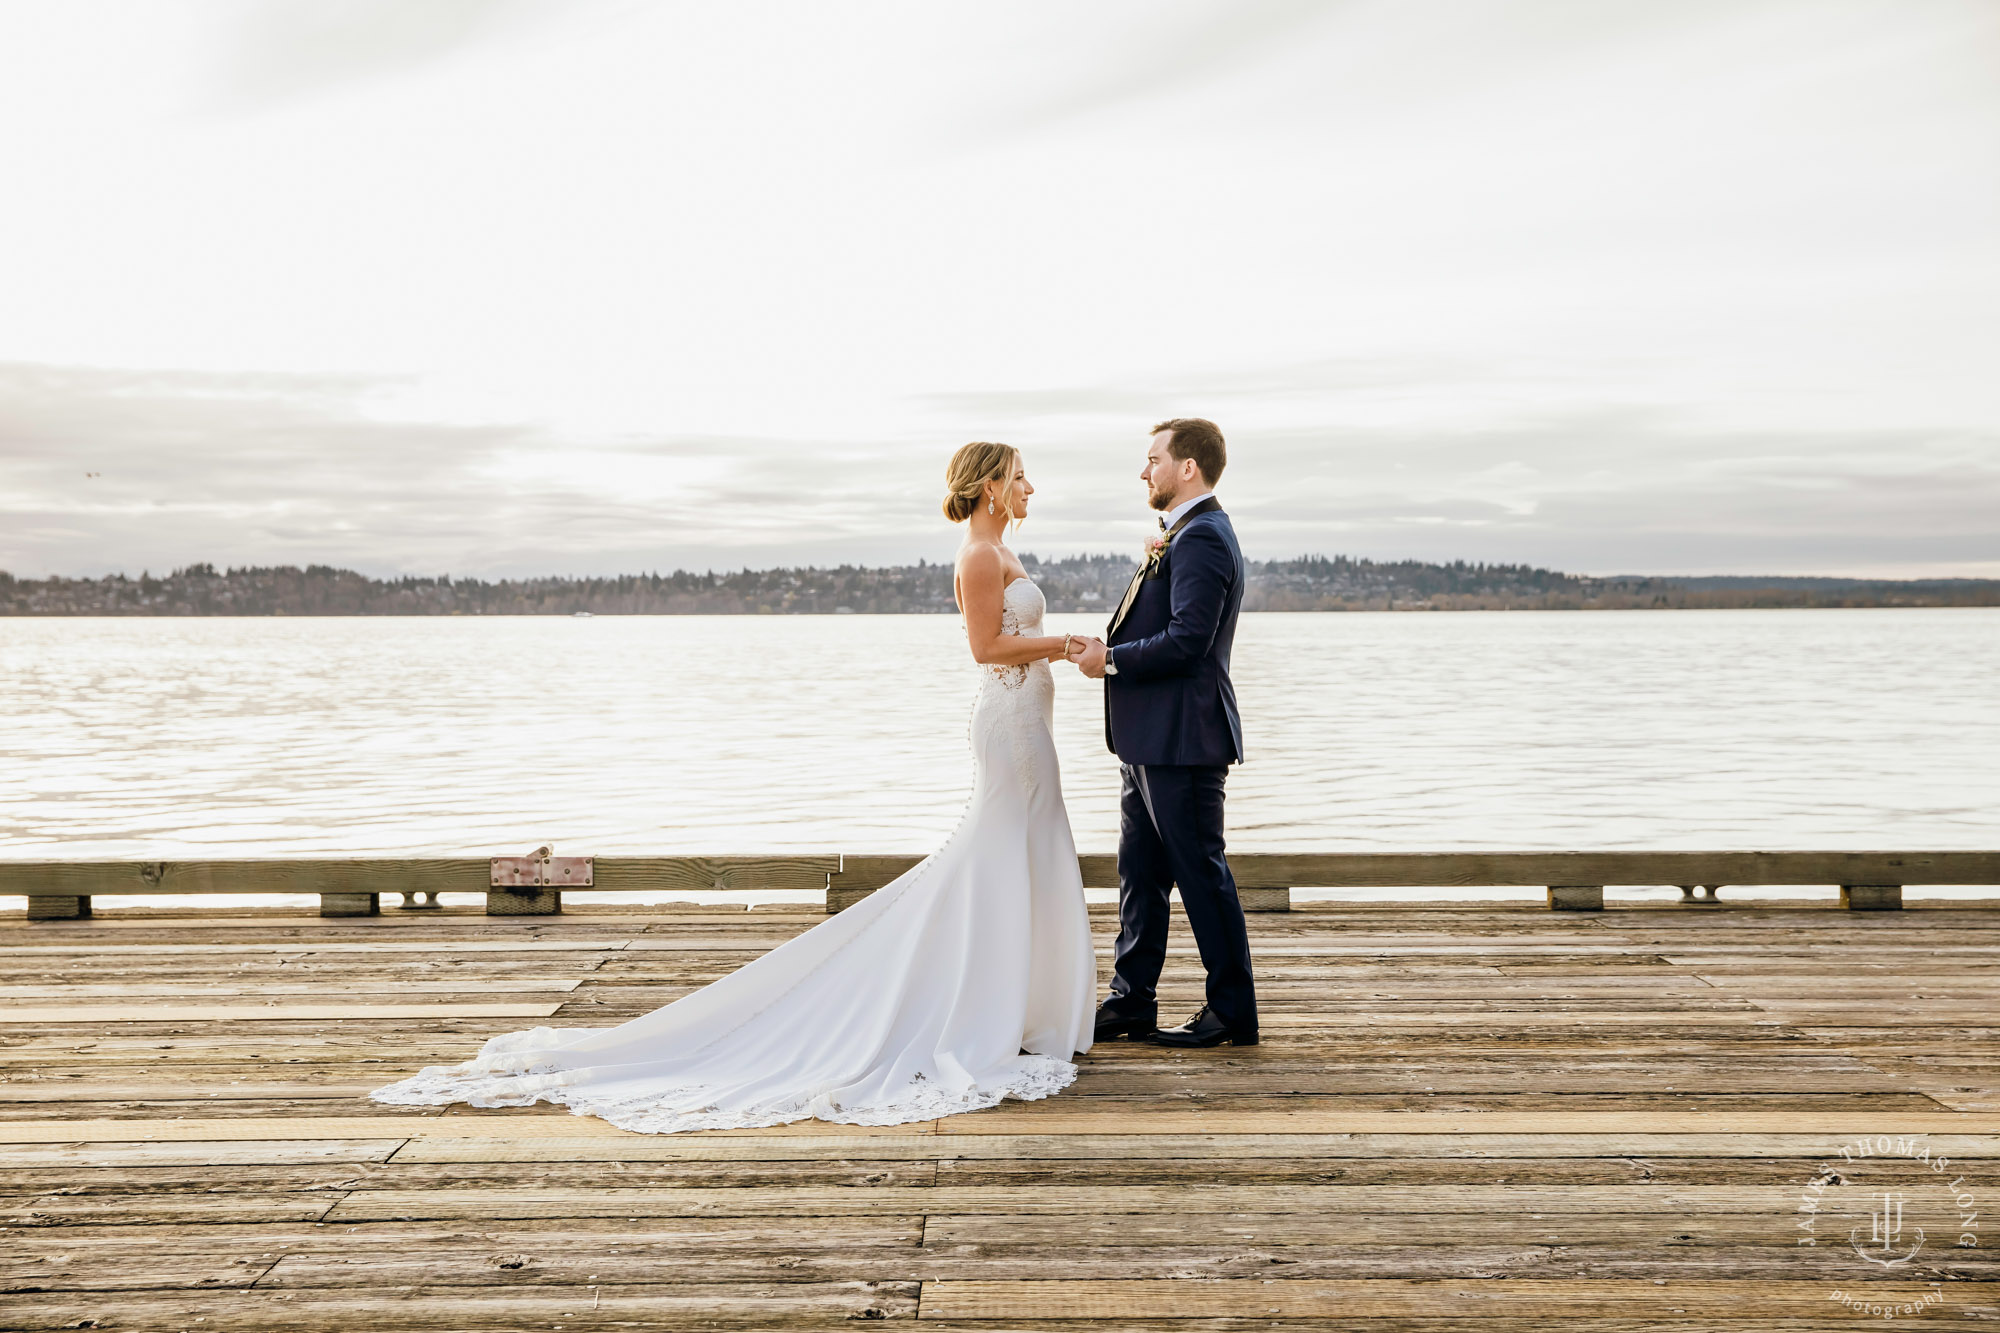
[370,1042,1077,1134]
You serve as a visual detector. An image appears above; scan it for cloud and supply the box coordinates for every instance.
[0,362,919,578]
[987,0,1345,134]
[1230,412,2000,575]
[211,0,579,109]
[2,361,1995,580]
[914,354,1498,424]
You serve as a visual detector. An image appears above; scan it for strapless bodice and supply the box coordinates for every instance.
[1000,577,1045,636]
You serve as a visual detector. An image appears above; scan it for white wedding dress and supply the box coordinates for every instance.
[371,577,1097,1133]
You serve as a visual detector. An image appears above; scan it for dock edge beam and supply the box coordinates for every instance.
[1547,884,1604,911]
[487,887,562,915]
[830,884,1291,913]
[1840,883,1903,911]
[26,895,91,920]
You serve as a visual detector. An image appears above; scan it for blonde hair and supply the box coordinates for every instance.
[942,441,1021,523]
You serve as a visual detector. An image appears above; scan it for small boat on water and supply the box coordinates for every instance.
[572,611,593,618]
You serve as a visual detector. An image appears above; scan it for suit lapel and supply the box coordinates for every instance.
[1107,566,1148,638]
[1107,497,1223,638]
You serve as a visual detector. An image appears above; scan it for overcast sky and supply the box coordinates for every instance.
[2,0,1995,579]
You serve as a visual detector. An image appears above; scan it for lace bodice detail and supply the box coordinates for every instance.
[984,578,1047,689]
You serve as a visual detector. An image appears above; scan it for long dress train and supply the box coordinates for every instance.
[370,577,1096,1133]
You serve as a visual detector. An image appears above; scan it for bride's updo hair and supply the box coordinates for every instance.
[943,441,1020,523]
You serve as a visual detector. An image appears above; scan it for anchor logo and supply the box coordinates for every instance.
[1849,1191,1925,1267]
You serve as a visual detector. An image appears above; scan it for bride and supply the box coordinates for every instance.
[370,442,1098,1133]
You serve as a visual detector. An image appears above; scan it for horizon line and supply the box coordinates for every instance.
[7,558,2000,589]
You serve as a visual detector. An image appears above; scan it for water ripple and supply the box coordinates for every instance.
[1,609,1995,858]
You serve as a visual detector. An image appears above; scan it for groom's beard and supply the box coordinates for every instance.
[1147,485,1175,510]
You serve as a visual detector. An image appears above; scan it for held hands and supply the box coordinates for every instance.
[1066,635,1110,679]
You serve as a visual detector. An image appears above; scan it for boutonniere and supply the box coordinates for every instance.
[1142,532,1169,571]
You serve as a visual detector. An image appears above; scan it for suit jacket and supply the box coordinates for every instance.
[1103,497,1245,767]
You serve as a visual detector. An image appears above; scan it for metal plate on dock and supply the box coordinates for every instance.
[490,855,593,887]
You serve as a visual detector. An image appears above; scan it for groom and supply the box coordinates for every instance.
[1068,418,1257,1048]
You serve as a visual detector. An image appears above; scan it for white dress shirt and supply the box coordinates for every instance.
[1108,492,1215,675]
[1161,491,1215,530]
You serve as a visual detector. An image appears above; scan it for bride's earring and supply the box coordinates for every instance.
[987,499,995,515]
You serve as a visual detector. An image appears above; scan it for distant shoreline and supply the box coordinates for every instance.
[4,558,1996,615]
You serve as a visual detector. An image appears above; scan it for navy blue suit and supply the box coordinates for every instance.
[1101,497,1257,1034]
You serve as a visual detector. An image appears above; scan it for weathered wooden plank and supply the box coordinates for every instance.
[2,1003,564,1024]
[1059,1085,1940,1108]
[0,1158,942,1195]
[0,939,633,955]
[1688,980,2000,994]
[0,855,838,898]
[323,1183,1816,1222]
[1,859,491,897]
[5,1108,1999,1144]
[610,938,819,951]
[7,1033,1912,1070]
[0,1139,404,1167]
[0,1098,523,1124]
[1669,950,2000,961]
[1,1250,266,1293]
[563,986,1762,1009]
[391,1131,2000,1163]
[922,1207,1980,1247]
[8,1191,342,1226]
[2,905,821,924]
[1156,945,1644,957]
[602,856,840,892]
[0,1116,931,1143]
[11,1083,1931,1114]
[826,850,2000,889]
[1236,1011,1782,1026]
[3,1214,924,1250]
[236,1241,2000,1288]
[0,1084,386,1105]
[916,1277,2000,1319]
[929,1155,2000,1188]
[933,1109,2000,1136]
[47,1088,1928,1120]
[0,1281,920,1329]
[16,851,1982,912]
[0,979,584,997]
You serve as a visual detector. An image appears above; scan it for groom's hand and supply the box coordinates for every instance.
[1071,636,1109,679]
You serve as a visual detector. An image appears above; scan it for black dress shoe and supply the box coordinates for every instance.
[1147,1005,1258,1047]
[1093,1007,1157,1041]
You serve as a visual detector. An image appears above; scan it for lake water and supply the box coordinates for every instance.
[3,609,1996,904]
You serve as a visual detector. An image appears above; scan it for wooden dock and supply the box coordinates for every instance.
[5,899,2000,1329]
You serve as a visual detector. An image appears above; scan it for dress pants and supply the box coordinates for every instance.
[1105,762,1258,1033]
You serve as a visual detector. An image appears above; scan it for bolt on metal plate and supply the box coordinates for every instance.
[490,855,594,887]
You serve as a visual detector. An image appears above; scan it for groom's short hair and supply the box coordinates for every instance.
[1153,418,1226,485]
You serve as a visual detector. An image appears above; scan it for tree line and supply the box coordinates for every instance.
[2,557,1994,615]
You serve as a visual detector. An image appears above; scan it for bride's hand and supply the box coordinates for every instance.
[1048,635,1077,662]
